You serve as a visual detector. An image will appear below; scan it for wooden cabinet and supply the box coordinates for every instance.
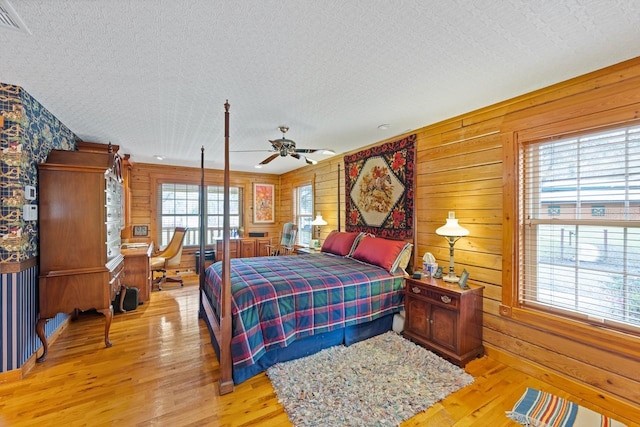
[215,237,272,261]
[121,243,153,303]
[216,239,238,261]
[256,238,271,257]
[403,276,484,366]
[36,147,125,362]
[240,239,256,258]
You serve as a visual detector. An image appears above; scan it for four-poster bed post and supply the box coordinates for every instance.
[219,100,233,394]
[199,146,205,311]
[337,164,341,232]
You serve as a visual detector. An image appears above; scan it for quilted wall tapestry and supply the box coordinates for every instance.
[345,134,415,239]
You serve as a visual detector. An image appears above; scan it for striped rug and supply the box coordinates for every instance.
[506,388,626,427]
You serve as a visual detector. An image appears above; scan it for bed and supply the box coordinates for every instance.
[198,102,414,394]
[201,250,407,385]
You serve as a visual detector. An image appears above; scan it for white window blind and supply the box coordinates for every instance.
[293,184,313,246]
[521,123,640,332]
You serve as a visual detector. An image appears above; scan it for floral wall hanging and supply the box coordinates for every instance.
[344,134,415,239]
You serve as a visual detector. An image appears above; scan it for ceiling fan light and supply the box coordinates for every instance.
[254,164,262,169]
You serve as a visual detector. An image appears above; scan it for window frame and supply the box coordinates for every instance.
[153,176,244,248]
[293,181,314,247]
[502,115,640,354]
[156,182,200,247]
[204,184,243,242]
[521,126,640,331]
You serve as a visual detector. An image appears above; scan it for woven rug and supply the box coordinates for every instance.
[266,331,474,426]
[506,387,627,427]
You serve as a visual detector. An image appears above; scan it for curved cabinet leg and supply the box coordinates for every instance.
[118,286,126,313]
[35,318,49,363]
[97,306,114,348]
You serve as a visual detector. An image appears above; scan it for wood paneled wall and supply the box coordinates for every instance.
[281,56,640,416]
[126,163,281,271]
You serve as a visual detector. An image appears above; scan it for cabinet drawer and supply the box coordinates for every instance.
[407,282,459,309]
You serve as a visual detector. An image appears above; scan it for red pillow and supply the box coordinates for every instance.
[321,231,361,256]
[350,235,410,272]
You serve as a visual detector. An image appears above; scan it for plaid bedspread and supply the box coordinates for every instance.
[203,254,405,369]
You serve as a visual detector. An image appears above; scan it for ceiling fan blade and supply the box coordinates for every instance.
[291,153,317,165]
[294,148,336,155]
[259,153,280,165]
[230,149,275,153]
[269,139,284,150]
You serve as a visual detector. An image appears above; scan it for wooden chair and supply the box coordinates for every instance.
[265,222,297,256]
[150,227,188,290]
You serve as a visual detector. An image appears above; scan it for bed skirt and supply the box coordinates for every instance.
[200,304,394,385]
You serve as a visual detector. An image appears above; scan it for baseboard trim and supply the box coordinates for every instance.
[0,316,71,384]
[484,344,640,424]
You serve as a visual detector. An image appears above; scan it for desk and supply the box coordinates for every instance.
[121,243,153,303]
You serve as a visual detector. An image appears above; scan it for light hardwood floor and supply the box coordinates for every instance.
[1,276,636,426]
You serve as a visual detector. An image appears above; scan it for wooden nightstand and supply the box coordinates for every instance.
[403,276,484,366]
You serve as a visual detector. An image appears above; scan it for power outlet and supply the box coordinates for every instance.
[23,204,38,221]
[25,185,36,200]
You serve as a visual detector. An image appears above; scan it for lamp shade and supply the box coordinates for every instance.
[435,212,468,237]
[311,214,328,226]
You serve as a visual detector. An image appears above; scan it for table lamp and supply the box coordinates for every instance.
[311,213,327,247]
[435,211,469,283]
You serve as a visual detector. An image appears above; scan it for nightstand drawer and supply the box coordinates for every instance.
[407,282,459,309]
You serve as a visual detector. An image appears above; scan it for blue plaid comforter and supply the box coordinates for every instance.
[203,253,405,369]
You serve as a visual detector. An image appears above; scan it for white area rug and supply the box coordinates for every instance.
[267,331,474,426]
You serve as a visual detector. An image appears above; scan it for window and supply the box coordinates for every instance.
[293,183,313,246]
[206,185,242,242]
[158,183,243,247]
[520,123,640,333]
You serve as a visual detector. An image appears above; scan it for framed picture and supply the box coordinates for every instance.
[253,183,275,224]
[433,266,443,279]
[133,225,148,236]
[459,269,470,289]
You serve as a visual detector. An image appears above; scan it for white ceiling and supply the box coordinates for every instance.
[1,1,639,174]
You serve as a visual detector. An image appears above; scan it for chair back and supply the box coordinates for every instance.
[280,222,297,247]
[159,227,188,269]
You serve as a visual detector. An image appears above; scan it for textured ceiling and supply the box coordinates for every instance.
[1,0,639,174]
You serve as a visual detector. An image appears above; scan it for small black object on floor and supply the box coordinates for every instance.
[112,286,140,313]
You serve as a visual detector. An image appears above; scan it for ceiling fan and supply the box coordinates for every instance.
[235,126,335,167]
